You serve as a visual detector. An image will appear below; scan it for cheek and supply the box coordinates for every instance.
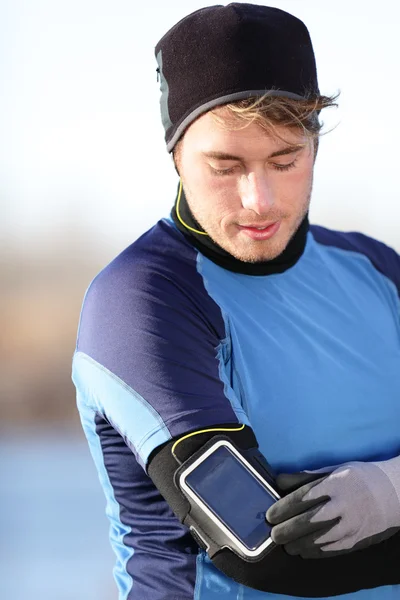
[214,188,242,220]
[209,196,238,223]
[185,180,236,227]
[281,167,313,202]
[192,172,239,212]
[294,167,313,187]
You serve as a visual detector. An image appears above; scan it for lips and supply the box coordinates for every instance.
[240,222,276,229]
[237,221,281,240]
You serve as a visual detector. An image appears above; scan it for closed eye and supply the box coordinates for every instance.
[210,157,299,176]
[210,166,238,176]
[272,158,298,172]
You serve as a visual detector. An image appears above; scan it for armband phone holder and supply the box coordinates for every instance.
[174,435,280,561]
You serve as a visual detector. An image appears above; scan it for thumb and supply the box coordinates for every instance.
[276,471,329,493]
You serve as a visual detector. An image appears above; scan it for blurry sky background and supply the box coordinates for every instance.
[1,1,399,599]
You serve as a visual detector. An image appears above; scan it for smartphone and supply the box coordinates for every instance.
[179,440,280,558]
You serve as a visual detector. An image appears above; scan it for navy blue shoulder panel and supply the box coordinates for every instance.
[77,219,240,440]
[311,225,400,295]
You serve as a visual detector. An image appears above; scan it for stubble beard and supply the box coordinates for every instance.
[184,184,313,263]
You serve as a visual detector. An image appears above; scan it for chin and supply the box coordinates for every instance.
[227,235,290,263]
[234,249,284,263]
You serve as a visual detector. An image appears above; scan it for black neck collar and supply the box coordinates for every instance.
[171,183,309,276]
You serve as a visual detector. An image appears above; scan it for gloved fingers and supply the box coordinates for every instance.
[270,504,331,545]
[312,521,393,552]
[267,477,329,524]
[307,493,343,525]
[283,518,341,557]
[314,532,357,552]
[301,473,340,504]
[276,471,330,493]
[293,542,348,559]
[310,516,350,546]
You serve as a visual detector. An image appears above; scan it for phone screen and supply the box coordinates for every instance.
[184,445,277,550]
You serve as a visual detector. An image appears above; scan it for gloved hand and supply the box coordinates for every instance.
[266,457,400,559]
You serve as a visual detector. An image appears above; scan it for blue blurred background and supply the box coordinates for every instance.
[1,1,399,599]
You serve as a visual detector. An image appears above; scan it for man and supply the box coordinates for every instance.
[72,4,400,599]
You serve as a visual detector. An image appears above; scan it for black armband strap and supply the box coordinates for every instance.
[148,423,269,527]
[148,424,400,596]
[176,433,278,560]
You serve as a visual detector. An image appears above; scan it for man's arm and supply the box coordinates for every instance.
[73,223,400,598]
[72,225,251,599]
[76,397,201,600]
[148,430,400,596]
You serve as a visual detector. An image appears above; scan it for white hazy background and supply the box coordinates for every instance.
[2,0,400,254]
[1,2,399,600]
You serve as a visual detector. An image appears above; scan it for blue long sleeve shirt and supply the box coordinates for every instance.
[72,217,400,599]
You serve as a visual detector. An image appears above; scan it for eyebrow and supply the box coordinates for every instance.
[202,145,305,161]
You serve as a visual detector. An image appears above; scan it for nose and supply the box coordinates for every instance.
[240,171,274,215]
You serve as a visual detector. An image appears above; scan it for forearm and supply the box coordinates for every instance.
[214,532,400,597]
[149,430,400,596]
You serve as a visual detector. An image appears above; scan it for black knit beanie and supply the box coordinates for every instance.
[155,3,319,152]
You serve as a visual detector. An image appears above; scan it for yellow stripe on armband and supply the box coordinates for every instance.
[171,424,245,458]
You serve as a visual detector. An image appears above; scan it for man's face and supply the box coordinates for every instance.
[176,108,316,263]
